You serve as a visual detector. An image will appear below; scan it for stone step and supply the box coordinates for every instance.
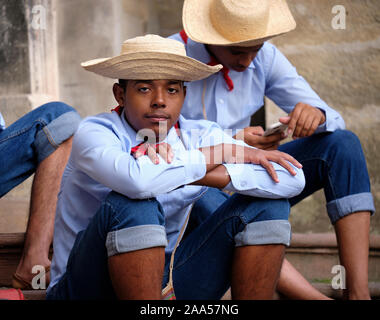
[286,233,380,284]
[1,232,379,299]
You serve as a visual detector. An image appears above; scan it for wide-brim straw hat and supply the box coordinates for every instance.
[81,34,222,81]
[183,0,296,47]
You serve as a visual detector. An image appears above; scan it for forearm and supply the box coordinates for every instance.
[191,165,231,188]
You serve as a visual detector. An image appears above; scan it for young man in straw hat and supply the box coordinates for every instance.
[0,102,81,290]
[46,34,306,300]
[169,0,375,299]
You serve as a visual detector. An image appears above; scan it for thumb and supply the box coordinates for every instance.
[248,126,265,136]
[279,116,291,124]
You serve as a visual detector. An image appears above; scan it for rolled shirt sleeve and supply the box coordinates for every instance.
[192,119,306,198]
[264,42,345,133]
[71,114,207,199]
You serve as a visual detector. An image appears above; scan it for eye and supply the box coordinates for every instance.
[230,50,242,56]
[168,87,179,94]
[138,87,150,93]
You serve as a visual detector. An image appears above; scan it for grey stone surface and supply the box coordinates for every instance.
[0,0,378,236]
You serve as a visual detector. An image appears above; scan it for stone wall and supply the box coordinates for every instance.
[267,0,380,234]
[0,0,378,235]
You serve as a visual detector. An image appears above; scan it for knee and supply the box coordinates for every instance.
[38,101,78,118]
[254,198,290,222]
[104,191,165,228]
[235,198,291,247]
[236,196,290,224]
[103,192,167,257]
[324,130,364,161]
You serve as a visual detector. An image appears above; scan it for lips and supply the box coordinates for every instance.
[145,113,170,122]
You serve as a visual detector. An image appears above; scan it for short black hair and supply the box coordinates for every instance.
[118,79,128,89]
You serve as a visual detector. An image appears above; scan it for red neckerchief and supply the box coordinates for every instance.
[180,29,234,91]
[111,106,180,156]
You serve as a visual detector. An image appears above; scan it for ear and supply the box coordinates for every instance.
[113,83,125,106]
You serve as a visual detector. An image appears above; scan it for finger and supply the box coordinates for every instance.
[157,143,171,163]
[279,116,291,125]
[248,126,265,136]
[307,117,320,137]
[244,133,262,148]
[300,115,314,138]
[147,144,159,164]
[293,109,307,138]
[278,159,297,176]
[166,143,174,162]
[260,158,279,183]
[262,132,284,144]
[287,107,301,136]
[134,143,148,159]
[278,152,303,169]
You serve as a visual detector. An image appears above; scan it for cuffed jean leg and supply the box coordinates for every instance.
[163,194,290,300]
[279,130,375,224]
[0,102,81,197]
[46,191,167,300]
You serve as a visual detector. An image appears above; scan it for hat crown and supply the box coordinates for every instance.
[210,0,270,42]
[121,34,187,56]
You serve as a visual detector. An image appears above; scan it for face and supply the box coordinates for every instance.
[206,43,264,72]
[113,79,185,141]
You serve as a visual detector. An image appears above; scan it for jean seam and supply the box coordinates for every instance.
[0,119,47,144]
[42,126,59,149]
[103,200,122,226]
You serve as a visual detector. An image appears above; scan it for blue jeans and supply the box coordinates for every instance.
[46,191,291,300]
[0,102,81,197]
[189,130,375,231]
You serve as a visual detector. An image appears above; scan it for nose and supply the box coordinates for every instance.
[151,88,166,108]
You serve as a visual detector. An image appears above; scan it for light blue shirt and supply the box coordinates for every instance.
[0,113,5,131]
[49,110,305,289]
[169,33,345,135]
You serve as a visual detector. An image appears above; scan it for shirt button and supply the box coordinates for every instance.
[219,99,224,104]
[240,181,247,187]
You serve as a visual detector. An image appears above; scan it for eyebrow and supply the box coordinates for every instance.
[132,80,183,86]
[132,80,153,86]
[231,44,264,53]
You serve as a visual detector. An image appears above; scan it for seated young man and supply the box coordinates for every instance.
[0,102,81,290]
[169,0,375,299]
[46,35,305,300]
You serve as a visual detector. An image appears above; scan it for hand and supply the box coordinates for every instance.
[200,144,302,183]
[279,102,326,139]
[233,146,303,183]
[133,142,174,164]
[234,126,287,150]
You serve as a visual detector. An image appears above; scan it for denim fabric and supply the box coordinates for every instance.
[0,102,81,197]
[278,130,375,223]
[46,191,290,300]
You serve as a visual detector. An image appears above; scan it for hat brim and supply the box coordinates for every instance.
[183,0,296,47]
[81,52,222,81]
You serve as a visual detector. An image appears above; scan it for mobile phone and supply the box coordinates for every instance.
[263,122,288,137]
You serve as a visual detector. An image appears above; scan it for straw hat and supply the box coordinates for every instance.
[81,34,222,81]
[183,0,296,47]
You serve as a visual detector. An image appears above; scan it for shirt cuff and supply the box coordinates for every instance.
[314,107,345,133]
